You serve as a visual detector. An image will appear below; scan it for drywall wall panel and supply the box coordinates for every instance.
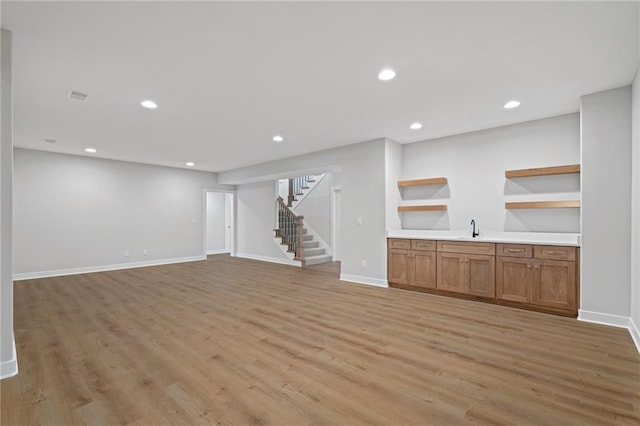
[581,86,632,318]
[13,149,225,275]
[401,114,580,233]
[236,180,289,260]
[1,28,16,378]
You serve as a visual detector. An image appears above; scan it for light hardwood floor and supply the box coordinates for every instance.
[2,255,639,425]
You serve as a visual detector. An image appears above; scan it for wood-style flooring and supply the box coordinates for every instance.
[2,255,639,425]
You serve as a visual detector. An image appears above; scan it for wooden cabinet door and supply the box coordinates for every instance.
[388,249,410,285]
[437,252,465,293]
[496,257,532,303]
[533,260,576,311]
[466,254,496,297]
[412,251,436,289]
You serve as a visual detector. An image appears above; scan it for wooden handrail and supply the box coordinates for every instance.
[277,196,300,218]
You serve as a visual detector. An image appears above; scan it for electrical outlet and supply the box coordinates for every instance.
[361,260,366,268]
[143,249,148,256]
[124,250,130,257]
[191,218,196,224]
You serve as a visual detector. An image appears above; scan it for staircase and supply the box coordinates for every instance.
[275,196,332,266]
[285,175,325,209]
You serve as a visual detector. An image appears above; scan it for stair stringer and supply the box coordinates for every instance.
[271,235,303,267]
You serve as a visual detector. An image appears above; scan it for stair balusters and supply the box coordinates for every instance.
[286,175,315,207]
[276,197,304,260]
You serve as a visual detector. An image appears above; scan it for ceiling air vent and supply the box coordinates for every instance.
[67,89,88,101]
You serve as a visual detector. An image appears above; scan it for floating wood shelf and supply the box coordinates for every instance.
[505,200,581,209]
[398,205,448,212]
[505,164,580,179]
[398,177,448,187]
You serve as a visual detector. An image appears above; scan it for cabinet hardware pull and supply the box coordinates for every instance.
[545,251,561,255]
[507,249,521,253]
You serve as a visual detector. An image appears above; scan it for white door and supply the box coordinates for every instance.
[332,188,342,261]
[224,193,233,252]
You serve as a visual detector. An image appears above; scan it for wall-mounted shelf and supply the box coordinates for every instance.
[398,177,447,187]
[505,164,580,179]
[398,205,448,212]
[505,201,581,209]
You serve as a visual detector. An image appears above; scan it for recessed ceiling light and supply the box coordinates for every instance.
[378,69,396,81]
[85,148,97,153]
[67,90,88,102]
[43,138,57,144]
[273,135,284,143]
[186,162,195,167]
[409,122,423,130]
[504,100,520,109]
[141,100,158,109]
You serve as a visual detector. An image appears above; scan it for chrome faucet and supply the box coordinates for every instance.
[471,219,480,238]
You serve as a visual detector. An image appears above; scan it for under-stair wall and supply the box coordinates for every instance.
[292,172,339,248]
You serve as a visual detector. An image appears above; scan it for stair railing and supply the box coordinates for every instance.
[287,175,315,207]
[276,197,304,260]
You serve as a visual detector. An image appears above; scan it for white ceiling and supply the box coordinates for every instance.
[2,1,638,172]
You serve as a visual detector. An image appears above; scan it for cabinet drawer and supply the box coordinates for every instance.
[411,239,436,251]
[437,240,495,255]
[497,244,532,258]
[534,245,576,261]
[388,238,411,250]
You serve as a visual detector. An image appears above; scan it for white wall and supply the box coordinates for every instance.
[581,86,632,321]
[401,114,580,233]
[13,149,230,277]
[236,180,289,261]
[385,140,403,231]
[221,139,388,286]
[206,192,227,253]
[293,173,339,245]
[631,69,640,342]
[0,28,17,379]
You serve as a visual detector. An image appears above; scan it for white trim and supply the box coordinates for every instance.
[0,337,18,380]
[235,252,302,267]
[340,273,389,288]
[331,185,342,262]
[203,188,236,259]
[630,318,640,354]
[578,309,630,328]
[207,249,230,255]
[13,255,206,281]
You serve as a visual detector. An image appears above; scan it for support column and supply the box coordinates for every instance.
[1,28,17,379]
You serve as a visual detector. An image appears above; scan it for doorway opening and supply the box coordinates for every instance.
[331,186,342,262]
[205,191,234,256]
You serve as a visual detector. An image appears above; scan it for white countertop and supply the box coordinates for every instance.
[386,229,581,246]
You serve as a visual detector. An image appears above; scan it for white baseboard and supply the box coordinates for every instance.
[340,273,389,288]
[578,310,640,355]
[207,249,230,255]
[13,255,207,281]
[0,337,18,380]
[235,252,301,267]
[578,310,630,328]
[630,318,640,354]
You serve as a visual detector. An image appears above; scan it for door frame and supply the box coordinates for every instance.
[330,185,342,262]
[203,188,236,257]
